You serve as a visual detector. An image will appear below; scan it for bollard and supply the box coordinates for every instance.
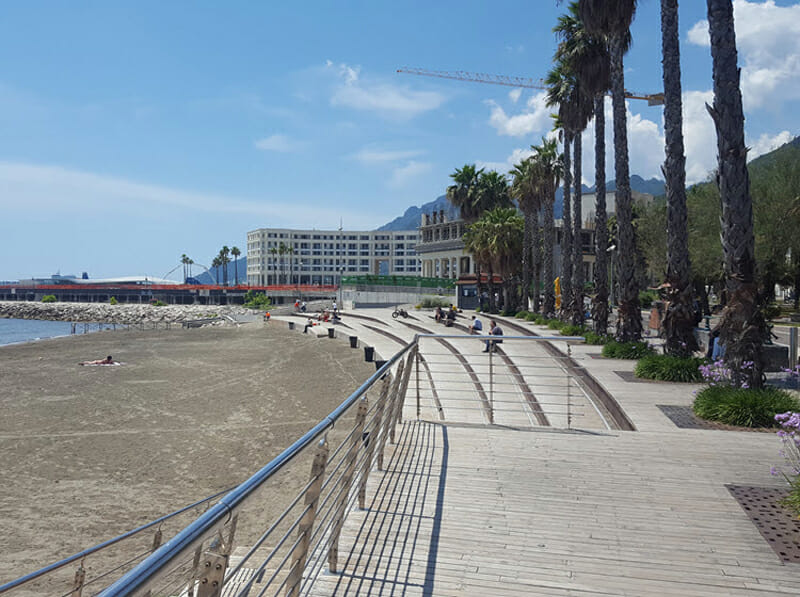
[349,336,358,348]
[288,321,295,330]
[364,346,375,362]
[327,327,335,339]
[374,359,387,371]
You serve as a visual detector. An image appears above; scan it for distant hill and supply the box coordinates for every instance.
[378,194,458,231]
[378,176,665,228]
[193,257,247,285]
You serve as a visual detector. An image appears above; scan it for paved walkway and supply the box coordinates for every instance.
[281,308,799,596]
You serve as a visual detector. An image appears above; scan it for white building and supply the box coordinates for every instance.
[246,228,420,286]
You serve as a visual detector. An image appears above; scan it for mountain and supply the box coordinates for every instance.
[193,257,247,285]
[376,176,665,228]
[378,194,458,231]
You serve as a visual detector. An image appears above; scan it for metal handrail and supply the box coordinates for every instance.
[98,341,415,596]
[0,487,234,594]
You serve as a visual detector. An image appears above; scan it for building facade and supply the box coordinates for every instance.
[415,208,474,279]
[246,228,420,286]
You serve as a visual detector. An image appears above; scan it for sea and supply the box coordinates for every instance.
[0,318,78,346]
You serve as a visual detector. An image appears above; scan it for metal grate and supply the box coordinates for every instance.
[657,404,715,429]
[727,484,800,564]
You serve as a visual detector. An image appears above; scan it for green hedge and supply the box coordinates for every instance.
[602,340,655,359]
[634,354,704,382]
[693,386,800,428]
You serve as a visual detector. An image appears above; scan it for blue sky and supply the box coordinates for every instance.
[1,0,798,281]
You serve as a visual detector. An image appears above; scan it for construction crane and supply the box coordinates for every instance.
[397,67,665,106]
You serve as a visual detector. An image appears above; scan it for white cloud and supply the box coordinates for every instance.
[327,61,446,118]
[390,161,432,187]
[254,133,303,152]
[748,130,793,158]
[477,147,536,175]
[508,88,522,104]
[687,0,800,109]
[486,91,552,137]
[0,162,369,227]
[352,148,425,164]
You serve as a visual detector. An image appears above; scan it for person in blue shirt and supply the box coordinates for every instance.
[469,315,483,335]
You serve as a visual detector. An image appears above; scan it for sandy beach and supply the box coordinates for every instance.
[0,321,375,589]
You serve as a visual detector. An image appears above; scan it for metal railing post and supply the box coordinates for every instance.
[286,438,329,597]
[359,376,391,508]
[389,360,405,444]
[70,561,85,597]
[392,349,415,430]
[415,344,421,420]
[328,399,368,574]
[488,347,494,424]
[566,345,572,430]
[377,373,398,470]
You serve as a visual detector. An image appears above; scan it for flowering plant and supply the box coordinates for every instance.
[772,411,800,517]
[698,359,753,389]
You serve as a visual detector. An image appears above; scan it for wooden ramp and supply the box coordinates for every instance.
[306,420,800,596]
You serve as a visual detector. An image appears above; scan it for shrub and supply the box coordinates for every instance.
[419,297,451,309]
[516,310,530,319]
[109,297,118,305]
[525,312,537,321]
[534,314,548,325]
[150,299,167,307]
[602,340,654,359]
[584,331,611,345]
[693,386,800,428]
[244,290,271,309]
[41,295,56,303]
[763,303,782,321]
[547,319,563,330]
[639,289,659,309]
[560,324,586,337]
[635,354,704,382]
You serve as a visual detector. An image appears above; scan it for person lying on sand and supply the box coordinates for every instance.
[79,355,117,366]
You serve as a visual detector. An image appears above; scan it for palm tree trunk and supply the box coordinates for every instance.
[661,0,698,357]
[523,210,533,310]
[572,132,584,326]
[592,95,609,335]
[543,195,556,317]
[561,132,573,320]
[610,34,642,342]
[532,210,541,313]
[707,0,765,387]
[488,263,496,312]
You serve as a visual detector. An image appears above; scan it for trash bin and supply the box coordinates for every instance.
[349,336,358,348]
[375,359,387,370]
[364,346,374,362]
[327,328,335,338]
[288,321,295,330]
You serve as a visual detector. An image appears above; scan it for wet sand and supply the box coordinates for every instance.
[0,322,375,589]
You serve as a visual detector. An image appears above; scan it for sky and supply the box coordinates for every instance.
[1,0,798,281]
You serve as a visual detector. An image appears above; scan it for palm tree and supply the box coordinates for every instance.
[269,247,278,284]
[707,0,765,387]
[531,137,564,318]
[579,0,642,342]
[219,246,231,286]
[211,256,221,285]
[446,164,485,223]
[277,242,288,284]
[231,246,241,286]
[554,3,601,326]
[510,157,541,311]
[180,254,191,283]
[476,171,512,311]
[658,0,697,357]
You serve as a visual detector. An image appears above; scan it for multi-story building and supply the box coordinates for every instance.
[246,228,420,286]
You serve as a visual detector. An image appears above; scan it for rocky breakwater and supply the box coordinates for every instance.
[0,301,255,325]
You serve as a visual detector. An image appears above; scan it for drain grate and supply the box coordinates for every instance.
[727,485,800,564]
[657,404,714,429]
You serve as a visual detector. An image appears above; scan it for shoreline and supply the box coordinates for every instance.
[0,321,375,589]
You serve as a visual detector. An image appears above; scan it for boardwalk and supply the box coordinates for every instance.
[302,310,799,596]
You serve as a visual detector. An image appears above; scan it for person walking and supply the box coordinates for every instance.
[483,320,503,352]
